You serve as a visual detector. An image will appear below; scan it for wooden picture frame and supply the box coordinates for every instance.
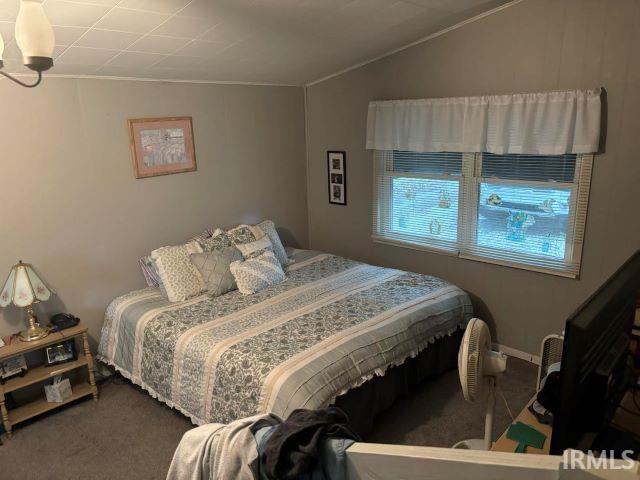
[128,116,196,179]
[327,151,347,205]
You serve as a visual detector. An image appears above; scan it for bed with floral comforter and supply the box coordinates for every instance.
[97,248,472,425]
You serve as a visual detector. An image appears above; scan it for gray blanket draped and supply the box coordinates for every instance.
[166,413,281,480]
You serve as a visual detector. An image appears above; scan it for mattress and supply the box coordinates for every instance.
[97,249,472,425]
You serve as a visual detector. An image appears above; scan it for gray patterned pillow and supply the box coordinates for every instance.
[257,220,293,267]
[198,229,232,252]
[229,250,286,295]
[151,241,205,302]
[188,229,212,243]
[190,247,242,297]
[227,224,263,245]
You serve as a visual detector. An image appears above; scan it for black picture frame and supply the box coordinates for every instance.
[327,151,347,205]
[44,339,77,367]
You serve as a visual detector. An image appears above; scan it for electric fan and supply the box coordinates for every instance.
[453,318,508,450]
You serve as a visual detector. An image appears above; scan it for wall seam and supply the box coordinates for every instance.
[303,85,312,249]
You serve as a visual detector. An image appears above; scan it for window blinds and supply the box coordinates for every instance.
[373,151,465,254]
[373,151,593,277]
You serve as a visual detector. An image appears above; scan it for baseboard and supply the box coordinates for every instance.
[493,343,540,365]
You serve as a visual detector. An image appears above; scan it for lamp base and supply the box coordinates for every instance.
[19,323,50,342]
[19,306,50,342]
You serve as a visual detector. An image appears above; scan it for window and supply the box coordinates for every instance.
[373,151,593,277]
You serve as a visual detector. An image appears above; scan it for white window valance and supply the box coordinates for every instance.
[366,88,602,155]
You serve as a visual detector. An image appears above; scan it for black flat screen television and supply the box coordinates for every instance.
[550,250,640,455]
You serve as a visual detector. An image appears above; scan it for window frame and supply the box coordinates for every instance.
[372,151,594,278]
[372,151,464,255]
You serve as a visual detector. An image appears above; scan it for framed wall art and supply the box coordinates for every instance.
[128,116,196,179]
[327,150,346,205]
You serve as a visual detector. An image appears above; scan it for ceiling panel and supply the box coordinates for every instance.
[128,34,190,54]
[117,0,192,15]
[0,1,19,22]
[0,0,511,85]
[44,1,111,27]
[92,8,170,33]
[151,14,218,38]
[107,50,167,68]
[52,25,88,44]
[56,45,119,64]
[75,28,141,49]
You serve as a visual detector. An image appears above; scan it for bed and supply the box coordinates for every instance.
[97,248,472,427]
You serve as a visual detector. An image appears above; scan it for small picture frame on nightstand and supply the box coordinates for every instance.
[44,340,77,367]
[1,355,28,383]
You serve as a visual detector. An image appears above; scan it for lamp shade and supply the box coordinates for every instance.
[0,261,51,308]
[15,0,55,71]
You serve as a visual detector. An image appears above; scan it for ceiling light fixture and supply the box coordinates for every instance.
[0,0,55,88]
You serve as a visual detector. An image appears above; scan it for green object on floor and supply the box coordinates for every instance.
[506,421,546,453]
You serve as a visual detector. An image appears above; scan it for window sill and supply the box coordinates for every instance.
[371,235,579,279]
[371,235,458,257]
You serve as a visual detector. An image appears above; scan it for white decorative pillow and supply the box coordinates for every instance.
[229,251,286,295]
[151,241,204,302]
[235,235,273,259]
[257,220,293,267]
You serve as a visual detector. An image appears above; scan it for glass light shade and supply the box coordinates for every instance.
[15,0,55,67]
[0,261,51,308]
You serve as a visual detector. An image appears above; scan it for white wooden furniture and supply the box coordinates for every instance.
[345,443,639,479]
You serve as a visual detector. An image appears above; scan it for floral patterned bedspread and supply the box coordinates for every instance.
[97,249,472,425]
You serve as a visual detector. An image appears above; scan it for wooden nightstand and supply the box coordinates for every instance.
[0,322,98,437]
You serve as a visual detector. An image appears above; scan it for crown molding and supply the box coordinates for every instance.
[0,72,300,88]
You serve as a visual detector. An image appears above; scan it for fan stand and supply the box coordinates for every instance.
[452,377,496,450]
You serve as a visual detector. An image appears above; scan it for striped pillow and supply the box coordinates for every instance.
[235,235,273,259]
[139,256,161,288]
[257,220,293,267]
[229,251,286,295]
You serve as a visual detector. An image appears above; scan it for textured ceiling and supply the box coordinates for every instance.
[0,0,510,85]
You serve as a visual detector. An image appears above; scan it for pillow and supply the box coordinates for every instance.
[198,229,232,252]
[227,224,264,246]
[229,251,286,295]
[235,235,273,259]
[190,247,242,297]
[257,220,293,267]
[188,229,212,243]
[139,255,161,288]
[151,241,204,302]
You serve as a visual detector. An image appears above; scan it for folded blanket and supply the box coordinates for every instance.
[166,413,280,480]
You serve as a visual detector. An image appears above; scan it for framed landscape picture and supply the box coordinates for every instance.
[128,116,196,179]
[327,151,346,205]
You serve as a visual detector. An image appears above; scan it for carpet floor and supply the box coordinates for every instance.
[0,358,536,480]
